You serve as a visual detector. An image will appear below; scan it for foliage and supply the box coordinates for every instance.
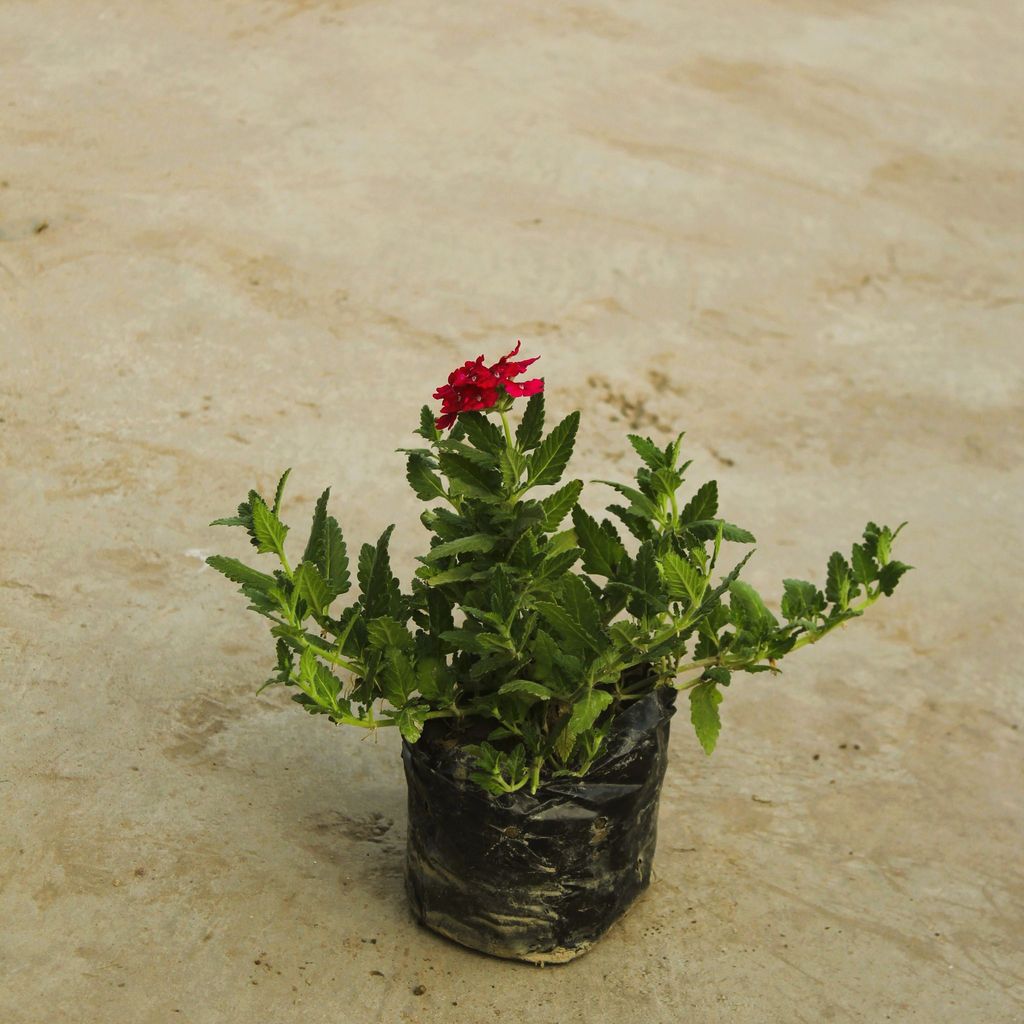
[208,380,910,794]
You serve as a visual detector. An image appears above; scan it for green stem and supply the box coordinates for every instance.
[529,754,543,794]
[499,410,514,450]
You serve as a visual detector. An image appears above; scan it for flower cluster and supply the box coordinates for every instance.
[433,342,544,429]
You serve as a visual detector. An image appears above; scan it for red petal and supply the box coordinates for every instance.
[503,377,544,398]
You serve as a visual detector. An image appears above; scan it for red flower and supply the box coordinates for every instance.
[488,341,544,398]
[433,342,544,430]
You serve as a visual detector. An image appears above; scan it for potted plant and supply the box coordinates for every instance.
[206,344,910,964]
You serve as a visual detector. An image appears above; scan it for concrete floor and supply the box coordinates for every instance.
[2,2,1022,1022]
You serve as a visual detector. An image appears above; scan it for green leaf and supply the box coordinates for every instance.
[878,560,911,596]
[568,689,613,739]
[395,704,428,743]
[679,481,718,524]
[437,452,502,500]
[318,516,350,598]
[418,563,482,586]
[302,490,351,599]
[439,628,509,655]
[571,505,628,578]
[627,542,666,617]
[560,573,604,643]
[406,454,448,502]
[293,561,330,616]
[607,503,654,542]
[416,405,440,442]
[826,551,854,610]
[500,446,527,490]
[272,468,292,516]
[683,517,755,545]
[781,579,825,622]
[382,650,417,705]
[660,551,706,605]
[527,411,580,488]
[535,600,602,654]
[251,496,288,557]
[689,680,723,755]
[539,479,583,531]
[458,411,505,455]
[516,392,545,450]
[498,680,555,700]
[367,616,414,651]
[424,532,496,562]
[359,525,398,618]
[851,543,878,586]
[536,546,583,581]
[596,480,662,521]
[490,565,516,621]
[729,580,778,636]
[627,434,666,470]
[302,489,329,565]
[206,555,276,592]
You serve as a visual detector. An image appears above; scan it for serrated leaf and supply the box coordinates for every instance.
[660,551,706,605]
[416,405,440,442]
[539,479,583,531]
[729,580,778,636]
[516,392,545,450]
[206,555,276,592]
[490,564,516,621]
[382,650,417,705]
[359,524,398,618]
[683,519,756,545]
[537,546,583,581]
[627,541,666,617]
[679,481,718,524]
[406,454,448,502]
[689,680,723,755]
[293,561,330,616]
[607,503,654,541]
[500,446,528,490]
[498,680,555,700]
[424,532,496,562]
[527,411,580,488]
[568,689,613,739]
[596,480,661,521]
[439,628,507,655]
[560,573,604,643]
[272,468,291,516]
[437,452,502,499]
[781,579,825,622]
[826,551,854,610]
[628,434,666,470]
[851,542,878,586]
[878,560,911,596]
[319,516,350,598]
[458,411,505,455]
[251,496,288,557]
[418,563,482,586]
[302,489,330,564]
[535,600,602,654]
[395,704,427,744]
[367,616,414,651]
[572,505,628,578]
[209,515,249,527]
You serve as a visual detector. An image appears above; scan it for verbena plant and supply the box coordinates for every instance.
[208,345,909,795]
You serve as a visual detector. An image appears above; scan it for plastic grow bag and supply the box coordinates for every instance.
[402,687,676,963]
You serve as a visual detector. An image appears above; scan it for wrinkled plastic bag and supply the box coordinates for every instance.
[402,688,676,963]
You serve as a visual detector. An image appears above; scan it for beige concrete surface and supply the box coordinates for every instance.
[2,1,1022,1021]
